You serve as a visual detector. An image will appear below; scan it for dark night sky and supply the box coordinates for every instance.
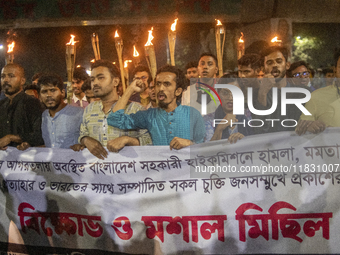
[0,22,211,82]
[0,22,340,81]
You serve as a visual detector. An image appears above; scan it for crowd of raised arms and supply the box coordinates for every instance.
[1,45,339,159]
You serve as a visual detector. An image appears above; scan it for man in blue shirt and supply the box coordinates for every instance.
[37,74,83,149]
[107,65,205,150]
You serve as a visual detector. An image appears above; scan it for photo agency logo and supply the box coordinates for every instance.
[198,79,312,129]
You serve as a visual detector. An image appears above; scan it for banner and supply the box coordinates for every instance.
[0,129,340,254]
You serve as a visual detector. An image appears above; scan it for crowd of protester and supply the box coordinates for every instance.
[1,45,339,159]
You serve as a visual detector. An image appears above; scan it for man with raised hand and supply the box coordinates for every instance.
[252,46,309,134]
[79,60,152,159]
[0,63,44,150]
[107,65,205,150]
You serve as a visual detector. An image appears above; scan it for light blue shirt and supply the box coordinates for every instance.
[107,104,205,145]
[42,104,83,148]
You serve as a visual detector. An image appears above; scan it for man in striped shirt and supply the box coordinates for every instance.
[78,60,152,159]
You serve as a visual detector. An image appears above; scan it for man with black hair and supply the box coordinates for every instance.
[24,84,39,99]
[31,72,43,85]
[253,46,309,134]
[287,60,315,91]
[185,61,198,81]
[237,53,263,89]
[81,78,100,103]
[0,63,44,150]
[108,65,205,150]
[130,65,152,106]
[182,53,219,115]
[37,73,83,149]
[296,50,340,135]
[70,67,89,108]
[79,60,152,159]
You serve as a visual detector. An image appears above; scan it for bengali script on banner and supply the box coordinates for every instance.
[0,129,339,254]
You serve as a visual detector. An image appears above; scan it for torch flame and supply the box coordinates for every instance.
[91,59,95,63]
[66,35,78,45]
[171,18,178,32]
[145,27,154,46]
[114,30,119,38]
[133,45,139,57]
[238,32,244,43]
[124,60,132,68]
[271,36,282,43]
[216,19,222,26]
[7,41,15,53]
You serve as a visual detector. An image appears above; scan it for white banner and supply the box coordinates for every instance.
[0,129,340,254]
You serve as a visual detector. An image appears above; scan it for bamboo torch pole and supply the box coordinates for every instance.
[114,30,126,93]
[66,35,77,104]
[237,32,245,60]
[215,19,225,77]
[144,27,157,80]
[168,18,178,66]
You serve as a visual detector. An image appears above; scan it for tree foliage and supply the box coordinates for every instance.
[292,36,329,68]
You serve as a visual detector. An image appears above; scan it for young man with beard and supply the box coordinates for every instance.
[79,60,152,159]
[0,63,44,150]
[107,65,205,150]
[38,74,83,149]
[252,46,308,134]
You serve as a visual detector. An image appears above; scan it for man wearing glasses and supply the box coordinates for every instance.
[130,65,152,107]
[296,51,340,135]
[287,61,315,91]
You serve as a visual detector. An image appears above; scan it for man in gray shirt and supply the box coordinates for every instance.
[37,73,83,149]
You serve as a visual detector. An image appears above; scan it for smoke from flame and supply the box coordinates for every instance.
[145,27,154,46]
